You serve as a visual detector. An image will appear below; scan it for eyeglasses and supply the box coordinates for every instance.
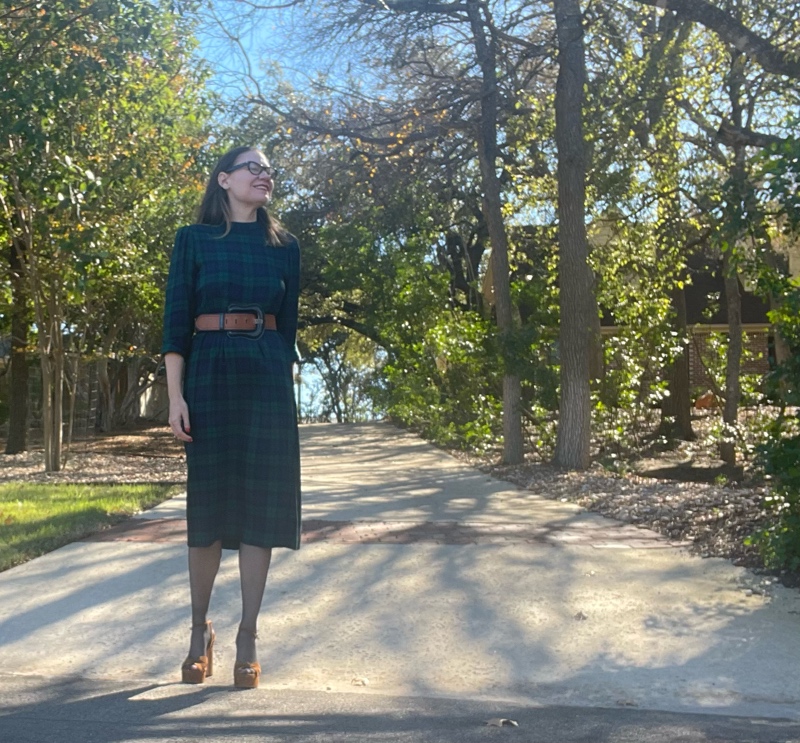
[225,161,277,178]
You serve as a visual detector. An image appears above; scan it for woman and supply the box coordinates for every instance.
[162,146,301,689]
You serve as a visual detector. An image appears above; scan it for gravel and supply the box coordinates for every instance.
[0,428,186,484]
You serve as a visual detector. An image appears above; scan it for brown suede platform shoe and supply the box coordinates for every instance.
[181,621,215,684]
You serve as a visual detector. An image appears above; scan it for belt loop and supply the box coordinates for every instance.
[218,313,225,330]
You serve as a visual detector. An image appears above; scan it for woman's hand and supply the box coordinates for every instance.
[169,396,193,442]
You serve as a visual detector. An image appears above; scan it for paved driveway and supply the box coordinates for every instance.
[1,422,800,741]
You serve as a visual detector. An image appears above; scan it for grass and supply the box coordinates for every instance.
[0,483,181,572]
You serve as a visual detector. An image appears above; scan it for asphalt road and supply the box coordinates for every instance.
[2,675,800,743]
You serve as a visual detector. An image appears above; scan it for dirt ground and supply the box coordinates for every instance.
[1,419,795,587]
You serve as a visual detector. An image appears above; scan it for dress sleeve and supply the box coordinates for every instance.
[161,226,196,357]
[276,239,301,363]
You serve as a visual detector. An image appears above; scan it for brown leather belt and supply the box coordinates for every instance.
[195,312,276,332]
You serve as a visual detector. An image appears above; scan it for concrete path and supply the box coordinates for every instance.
[1,421,800,742]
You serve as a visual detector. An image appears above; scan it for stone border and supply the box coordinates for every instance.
[81,517,690,549]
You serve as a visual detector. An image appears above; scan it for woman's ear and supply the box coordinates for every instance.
[218,172,230,190]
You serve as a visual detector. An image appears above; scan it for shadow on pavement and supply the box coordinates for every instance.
[1,675,800,743]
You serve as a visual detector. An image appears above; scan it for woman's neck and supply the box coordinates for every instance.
[228,204,259,223]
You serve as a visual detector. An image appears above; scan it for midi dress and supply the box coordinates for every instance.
[161,220,301,550]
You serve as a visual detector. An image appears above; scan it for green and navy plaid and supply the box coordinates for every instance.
[162,221,301,550]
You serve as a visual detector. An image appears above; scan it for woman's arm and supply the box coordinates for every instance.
[276,239,301,365]
[165,352,192,442]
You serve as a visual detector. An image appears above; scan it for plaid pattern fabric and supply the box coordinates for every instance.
[162,222,301,550]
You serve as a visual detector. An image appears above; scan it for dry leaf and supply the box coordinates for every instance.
[574,611,588,621]
[485,718,519,727]
[4,516,13,526]
[351,676,369,686]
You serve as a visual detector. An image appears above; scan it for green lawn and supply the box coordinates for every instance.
[0,483,181,572]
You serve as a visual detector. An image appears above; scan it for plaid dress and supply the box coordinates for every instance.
[161,221,301,550]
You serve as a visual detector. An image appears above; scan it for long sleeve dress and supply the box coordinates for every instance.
[161,220,301,550]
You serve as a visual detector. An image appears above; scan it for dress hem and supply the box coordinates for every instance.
[187,537,301,551]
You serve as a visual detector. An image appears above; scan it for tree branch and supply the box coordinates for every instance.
[362,0,466,15]
[634,0,800,79]
[250,95,456,149]
[227,0,304,8]
[302,315,388,349]
[716,120,787,149]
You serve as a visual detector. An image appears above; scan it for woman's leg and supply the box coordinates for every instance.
[236,544,272,663]
[187,541,222,657]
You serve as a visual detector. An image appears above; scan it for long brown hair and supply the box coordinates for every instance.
[196,145,290,245]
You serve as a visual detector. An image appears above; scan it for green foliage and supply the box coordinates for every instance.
[0,0,214,435]
[751,284,800,570]
[381,310,502,452]
[693,332,765,406]
[751,428,800,572]
[592,331,670,454]
[227,0,800,476]
[760,136,800,232]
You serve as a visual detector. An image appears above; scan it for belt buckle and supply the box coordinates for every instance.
[226,304,264,340]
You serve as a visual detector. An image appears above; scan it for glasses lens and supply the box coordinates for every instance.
[244,162,274,177]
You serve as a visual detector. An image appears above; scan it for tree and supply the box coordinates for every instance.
[4,234,30,453]
[223,0,556,462]
[633,0,800,80]
[0,0,212,469]
[207,0,800,468]
[552,0,593,469]
[303,329,380,422]
[672,0,799,463]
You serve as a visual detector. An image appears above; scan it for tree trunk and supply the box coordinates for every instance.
[63,352,80,467]
[96,356,115,433]
[37,282,65,472]
[116,356,143,426]
[770,297,790,367]
[40,353,54,470]
[661,287,696,440]
[719,57,746,466]
[6,237,29,454]
[95,322,122,431]
[759,215,791,366]
[53,344,64,470]
[40,348,64,472]
[720,251,742,465]
[642,14,694,442]
[466,0,523,464]
[553,0,593,470]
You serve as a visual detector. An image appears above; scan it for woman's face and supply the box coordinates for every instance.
[218,149,274,208]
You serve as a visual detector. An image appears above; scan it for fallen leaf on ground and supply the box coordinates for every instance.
[351,676,369,686]
[574,611,588,621]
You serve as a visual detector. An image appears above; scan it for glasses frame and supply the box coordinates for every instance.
[225,161,276,178]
